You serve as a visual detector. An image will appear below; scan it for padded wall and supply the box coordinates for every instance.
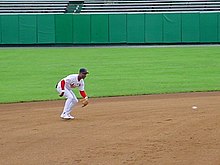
[182,13,200,42]
[55,14,73,43]
[109,14,127,43]
[219,13,220,42]
[163,13,181,43]
[73,15,91,44]
[200,13,218,42]
[0,16,1,43]
[127,14,145,43]
[1,15,19,44]
[19,15,37,44]
[91,14,109,43]
[0,13,219,44]
[145,14,163,43]
[37,15,55,44]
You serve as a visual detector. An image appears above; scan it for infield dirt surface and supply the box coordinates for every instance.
[0,92,220,165]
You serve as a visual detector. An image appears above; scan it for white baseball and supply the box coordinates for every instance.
[192,106,198,110]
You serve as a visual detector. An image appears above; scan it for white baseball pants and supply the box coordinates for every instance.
[56,82,78,115]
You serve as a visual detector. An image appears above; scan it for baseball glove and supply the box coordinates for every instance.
[81,98,89,107]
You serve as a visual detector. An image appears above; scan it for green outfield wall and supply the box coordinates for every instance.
[0,13,219,44]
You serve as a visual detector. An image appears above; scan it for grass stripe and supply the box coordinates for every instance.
[0,46,219,103]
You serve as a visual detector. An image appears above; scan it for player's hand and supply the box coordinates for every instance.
[81,98,89,107]
[59,92,64,97]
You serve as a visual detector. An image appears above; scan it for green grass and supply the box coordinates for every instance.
[0,46,220,103]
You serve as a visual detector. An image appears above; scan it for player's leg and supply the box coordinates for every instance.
[61,89,78,119]
[67,90,78,118]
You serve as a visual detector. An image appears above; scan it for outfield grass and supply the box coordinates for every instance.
[0,46,219,103]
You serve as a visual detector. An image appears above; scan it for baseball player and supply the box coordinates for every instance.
[56,68,89,119]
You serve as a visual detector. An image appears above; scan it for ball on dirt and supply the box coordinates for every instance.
[192,106,198,110]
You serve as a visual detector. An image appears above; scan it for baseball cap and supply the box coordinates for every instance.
[79,68,89,74]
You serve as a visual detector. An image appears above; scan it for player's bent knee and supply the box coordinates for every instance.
[70,97,78,104]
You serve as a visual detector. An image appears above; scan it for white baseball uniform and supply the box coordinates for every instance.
[56,74,86,117]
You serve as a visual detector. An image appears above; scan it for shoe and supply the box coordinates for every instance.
[68,114,75,119]
[60,112,71,119]
[60,112,65,118]
[63,114,71,119]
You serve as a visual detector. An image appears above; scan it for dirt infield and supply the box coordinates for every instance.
[0,92,220,165]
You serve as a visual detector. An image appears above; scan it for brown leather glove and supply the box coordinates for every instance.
[81,98,89,107]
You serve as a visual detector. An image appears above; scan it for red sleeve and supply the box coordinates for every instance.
[61,80,65,90]
[80,91,87,98]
